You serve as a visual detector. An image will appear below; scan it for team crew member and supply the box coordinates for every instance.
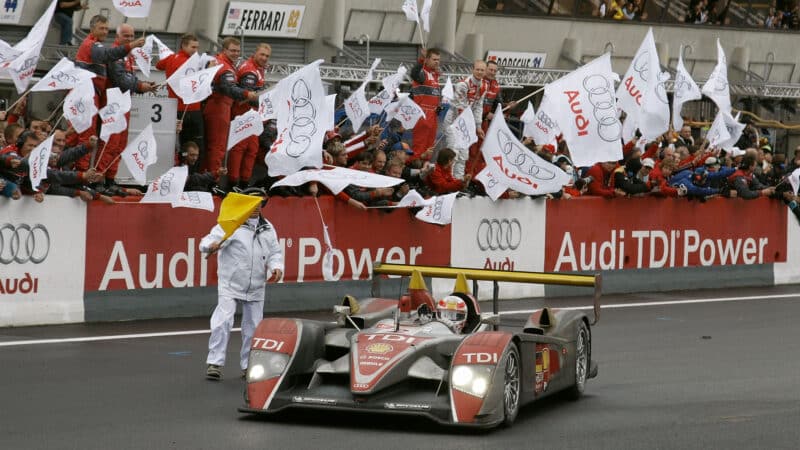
[228,43,270,191]
[467,60,514,176]
[409,48,442,161]
[199,189,284,380]
[101,24,157,194]
[203,37,259,175]
[156,33,206,168]
[443,60,487,180]
[73,15,145,169]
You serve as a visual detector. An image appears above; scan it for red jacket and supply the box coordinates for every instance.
[649,165,678,197]
[75,33,131,98]
[155,50,200,111]
[482,78,502,119]
[425,164,464,194]
[584,163,616,198]
[410,58,440,109]
[232,57,265,116]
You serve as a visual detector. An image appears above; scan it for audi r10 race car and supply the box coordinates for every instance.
[239,264,600,428]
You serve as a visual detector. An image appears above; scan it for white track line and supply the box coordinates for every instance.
[1,293,799,348]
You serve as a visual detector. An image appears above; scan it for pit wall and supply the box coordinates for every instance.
[1,195,796,326]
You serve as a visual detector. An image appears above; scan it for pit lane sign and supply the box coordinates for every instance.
[221,2,305,37]
[0,0,24,24]
[486,50,547,69]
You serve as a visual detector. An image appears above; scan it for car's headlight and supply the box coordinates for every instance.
[247,350,290,382]
[450,365,494,398]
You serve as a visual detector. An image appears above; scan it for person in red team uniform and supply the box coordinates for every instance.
[73,15,145,170]
[100,23,157,195]
[228,43,270,191]
[156,33,205,169]
[203,37,259,177]
[409,48,442,162]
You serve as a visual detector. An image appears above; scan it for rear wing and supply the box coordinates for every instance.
[371,263,601,325]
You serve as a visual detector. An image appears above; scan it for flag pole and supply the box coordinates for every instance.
[99,153,123,174]
[416,23,426,50]
[46,96,67,122]
[504,86,545,112]
[5,91,30,113]
[92,140,109,170]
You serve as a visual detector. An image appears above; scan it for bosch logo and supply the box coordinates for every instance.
[0,224,51,264]
[476,218,522,251]
[582,75,621,143]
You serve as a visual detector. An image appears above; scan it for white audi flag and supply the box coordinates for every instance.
[140,165,188,204]
[481,104,571,196]
[152,35,174,61]
[702,39,731,114]
[386,93,426,129]
[267,59,327,176]
[396,189,435,208]
[99,87,132,141]
[441,76,454,103]
[524,96,560,148]
[321,223,336,282]
[63,81,98,134]
[369,89,394,115]
[449,106,479,150]
[402,0,420,23]
[113,0,152,17]
[177,64,222,104]
[166,52,201,93]
[474,167,510,201]
[421,0,433,32]
[30,57,95,92]
[1,0,55,89]
[719,111,745,151]
[672,50,702,131]
[323,94,337,131]
[616,28,656,131]
[345,85,371,132]
[28,135,54,192]
[121,124,158,185]
[270,167,403,195]
[789,167,800,195]
[171,191,215,212]
[130,35,154,78]
[639,67,671,141]
[227,109,264,151]
[381,65,407,94]
[257,88,277,121]
[706,110,731,149]
[415,192,457,225]
[543,53,622,167]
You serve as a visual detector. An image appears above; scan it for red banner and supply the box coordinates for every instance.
[85,197,450,292]
[544,197,787,272]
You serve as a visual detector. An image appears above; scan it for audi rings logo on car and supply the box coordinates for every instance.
[476,219,522,251]
[0,224,50,264]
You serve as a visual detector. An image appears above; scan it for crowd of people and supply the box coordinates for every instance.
[0,14,798,223]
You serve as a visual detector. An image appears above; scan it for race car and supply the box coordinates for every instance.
[239,264,600,428]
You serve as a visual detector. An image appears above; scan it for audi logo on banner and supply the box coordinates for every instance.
[476,219,522,251]
[0,223,51,264]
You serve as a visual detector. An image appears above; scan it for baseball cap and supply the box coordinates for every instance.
[641,158,655,169]
[704,157,720,166]
[392,142,414,155]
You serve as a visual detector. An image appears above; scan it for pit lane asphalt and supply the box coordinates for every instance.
[2,285,800,450]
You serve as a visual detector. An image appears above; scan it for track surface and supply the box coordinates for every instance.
[2,285,800,450]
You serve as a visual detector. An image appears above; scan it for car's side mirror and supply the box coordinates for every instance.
[334,305,351,316]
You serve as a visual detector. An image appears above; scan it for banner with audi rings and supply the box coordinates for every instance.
[433,196,547,301]
[0,197,87,326]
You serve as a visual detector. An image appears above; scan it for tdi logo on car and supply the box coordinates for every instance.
[476,218,521,270]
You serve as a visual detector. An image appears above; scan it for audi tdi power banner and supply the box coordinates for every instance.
[440,196,547,300]
[84,196,450,292]
[545,197,787,272]
[0,197,87,326]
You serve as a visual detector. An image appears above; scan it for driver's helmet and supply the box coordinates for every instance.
[437,295,468,333]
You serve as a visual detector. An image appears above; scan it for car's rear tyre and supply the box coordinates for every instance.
[501,344,521,427]
[567,321,590,400]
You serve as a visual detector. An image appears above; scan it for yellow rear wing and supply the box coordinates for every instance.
[371,263,602,324]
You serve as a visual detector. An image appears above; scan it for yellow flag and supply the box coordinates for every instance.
[217,193,263,241]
